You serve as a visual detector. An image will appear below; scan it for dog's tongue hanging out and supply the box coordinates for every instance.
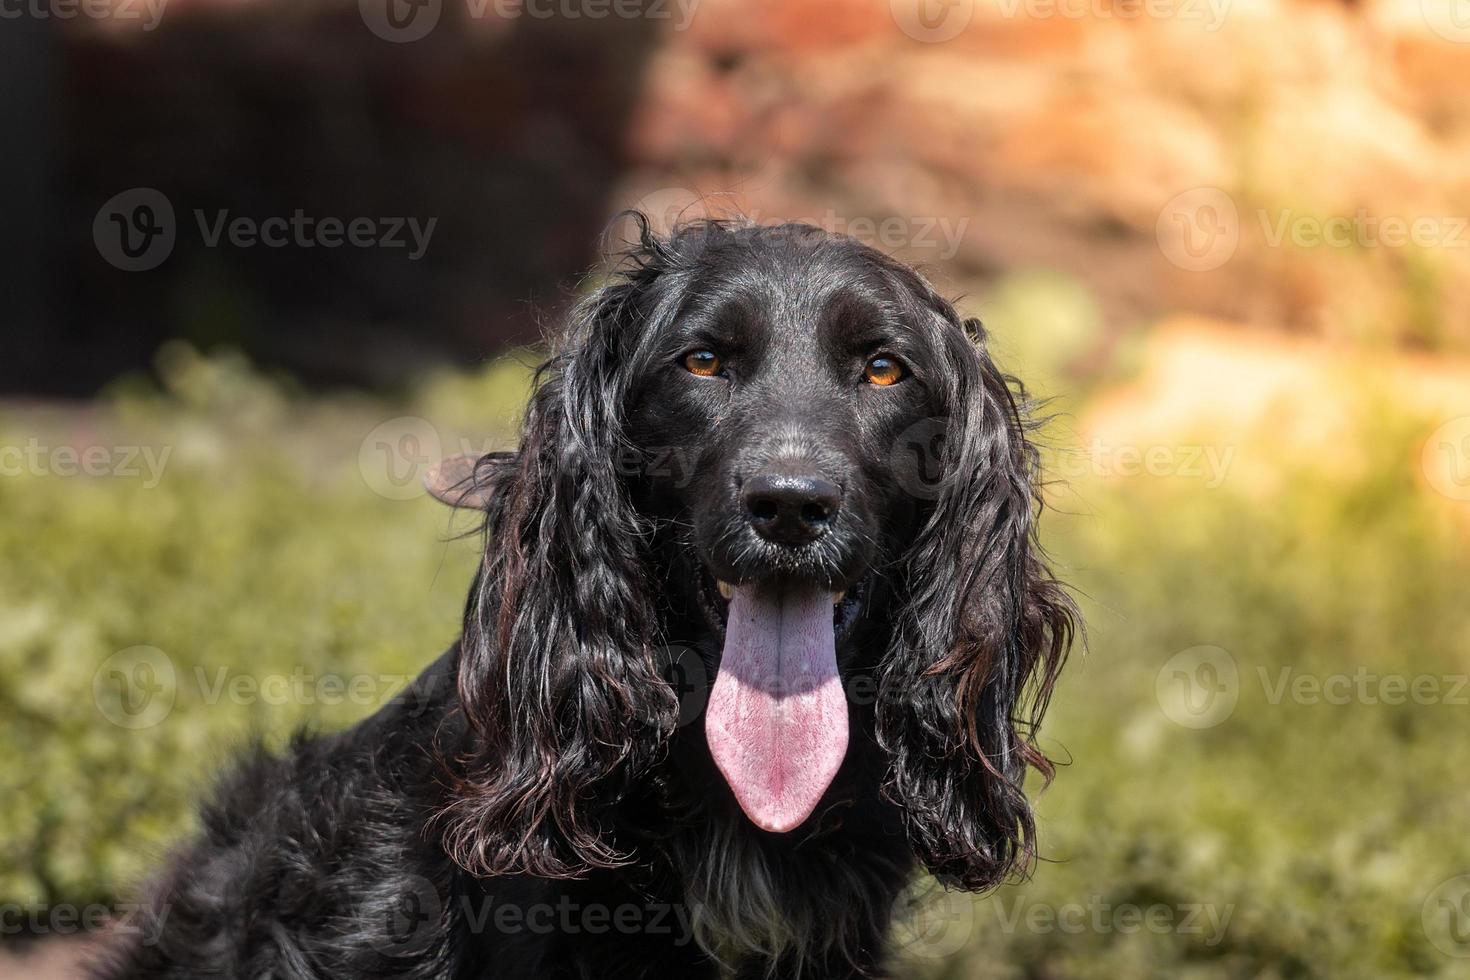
[705,584,849,832]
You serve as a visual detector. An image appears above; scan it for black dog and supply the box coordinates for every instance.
[95,217,1076,979]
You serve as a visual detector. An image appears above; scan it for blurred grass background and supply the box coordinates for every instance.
[4,271,1469,977]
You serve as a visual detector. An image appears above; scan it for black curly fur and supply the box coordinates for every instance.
[91,216,1076,980]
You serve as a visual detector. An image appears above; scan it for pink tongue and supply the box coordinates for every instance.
[705,584,848,832]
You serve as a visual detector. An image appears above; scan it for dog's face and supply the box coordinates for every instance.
[627,238,931,599]
[622,231,940,830]
[442,219,1074,890]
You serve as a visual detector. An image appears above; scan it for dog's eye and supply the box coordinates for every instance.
[682,350,723,377]
[863,355,906,386]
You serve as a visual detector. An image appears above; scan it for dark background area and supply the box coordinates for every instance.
[4,5,661,392]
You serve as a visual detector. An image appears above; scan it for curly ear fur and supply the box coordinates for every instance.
[876,298,1077,891]
[436,228,682,879]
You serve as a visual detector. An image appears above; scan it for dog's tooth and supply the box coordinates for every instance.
[831,591,845,605]
[718,580,735,601]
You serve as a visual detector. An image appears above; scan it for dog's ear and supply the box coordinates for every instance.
[437,230,680,880]
[424,452,510,510]
[877,314,1076,892]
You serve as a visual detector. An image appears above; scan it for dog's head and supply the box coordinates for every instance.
[437,217,1075,890]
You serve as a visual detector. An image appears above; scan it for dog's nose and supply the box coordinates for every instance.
[742,472,842,545]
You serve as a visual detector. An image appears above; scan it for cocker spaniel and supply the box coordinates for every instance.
[96,216,1076,979]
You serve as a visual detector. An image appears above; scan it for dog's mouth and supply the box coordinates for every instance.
[695,569,866,640]
[695,568,865,834]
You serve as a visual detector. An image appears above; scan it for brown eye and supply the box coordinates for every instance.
[683,350,722,377]
[863,355,905,386]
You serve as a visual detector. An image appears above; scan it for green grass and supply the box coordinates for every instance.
[2,343,1467,977]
